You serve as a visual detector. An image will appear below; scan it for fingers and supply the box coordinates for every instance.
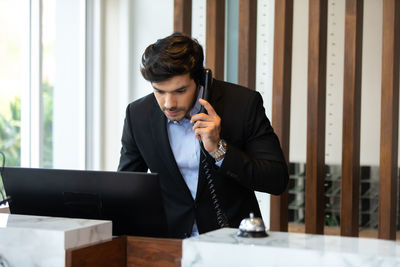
[191,114,221,131]
[191,99,221,152]
[195,133,201,141]
[190,99,216,123]
[192,120,214,130]
[193,127,214,141]
[194,127,219,152]
[192,118,220,148]
[190,113,213,123]
[199,98,217,116]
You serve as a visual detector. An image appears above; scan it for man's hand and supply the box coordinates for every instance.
[191,98,221,153]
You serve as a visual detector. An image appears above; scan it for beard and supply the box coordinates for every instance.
[162,106,188,121]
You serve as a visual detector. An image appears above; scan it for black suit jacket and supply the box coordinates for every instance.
[118,79,288,238]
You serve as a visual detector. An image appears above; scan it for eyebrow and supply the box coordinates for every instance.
[152,85,188,93]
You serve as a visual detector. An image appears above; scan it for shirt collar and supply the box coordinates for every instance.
[168,86,203,124]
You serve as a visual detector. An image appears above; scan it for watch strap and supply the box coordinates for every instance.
[210,139,227,161]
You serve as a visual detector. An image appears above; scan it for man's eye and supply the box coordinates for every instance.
[155,90,164,94]
[176,89,186,94]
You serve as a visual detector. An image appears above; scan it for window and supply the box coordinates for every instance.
[0,0,88,169]
[42,0,55,168]
[0,0,29,167]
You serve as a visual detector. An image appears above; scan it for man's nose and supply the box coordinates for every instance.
[164,94,176,109]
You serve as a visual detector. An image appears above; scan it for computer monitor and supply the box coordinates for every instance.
[2,167,168,237]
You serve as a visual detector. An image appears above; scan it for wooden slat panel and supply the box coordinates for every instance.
[174,0,192,36]
[340,0,363,237]
[126,236,182,267]
[206,0,225,80]
[305,0,327,235]
[270,0,293,232]
[238,0,257,89]
[379,0,400,241]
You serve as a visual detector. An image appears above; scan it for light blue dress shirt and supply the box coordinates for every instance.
[166,87,222,237]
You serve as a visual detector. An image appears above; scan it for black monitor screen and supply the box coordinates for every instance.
[2,167,168,237]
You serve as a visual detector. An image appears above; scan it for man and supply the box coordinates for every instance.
[118,33,288,238]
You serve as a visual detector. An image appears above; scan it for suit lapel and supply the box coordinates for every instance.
[150,104,193,198]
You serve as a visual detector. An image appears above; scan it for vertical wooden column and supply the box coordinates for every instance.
[206,0,225,80]
[270,0,293,232]
[174,0,192,36]
[238,0,257,89]
[379,0,400,241]
[305,0,327,235]
[340,0,363,237]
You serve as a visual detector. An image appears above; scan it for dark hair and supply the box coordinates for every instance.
[140,33,205,85]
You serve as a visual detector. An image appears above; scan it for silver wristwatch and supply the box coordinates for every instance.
[210,139,227,162]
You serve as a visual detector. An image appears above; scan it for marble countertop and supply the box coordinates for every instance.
[0,214,112,267]
[0,213,112,249]
[0,213,109,232]
[182,228,400,267]
[194,228,400,257]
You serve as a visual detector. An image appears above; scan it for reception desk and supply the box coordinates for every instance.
[182,228,400,267]
[66,228,400,266]
[0,214,398,266]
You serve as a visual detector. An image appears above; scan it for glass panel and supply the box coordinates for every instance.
[42,0,55,168]
[226,0,238,84]
[0,0,29,167]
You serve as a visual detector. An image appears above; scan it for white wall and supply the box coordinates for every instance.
[255,0,275,228]
[360,0,382,166]
[129,0,174,102]
[192,0,206,51]
[289,0,309,164]
[53,0,86,169]
[101,0,173,171]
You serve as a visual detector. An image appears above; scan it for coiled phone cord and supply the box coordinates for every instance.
[200,143,229,228]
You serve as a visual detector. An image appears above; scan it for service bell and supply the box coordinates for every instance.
[236,212,268,238]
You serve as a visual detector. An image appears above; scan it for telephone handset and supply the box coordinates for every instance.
[198,69,230,228]
[199,68,212,114]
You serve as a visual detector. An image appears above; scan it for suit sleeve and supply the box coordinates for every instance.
[118,104,148,172]
[217,92,289,195]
